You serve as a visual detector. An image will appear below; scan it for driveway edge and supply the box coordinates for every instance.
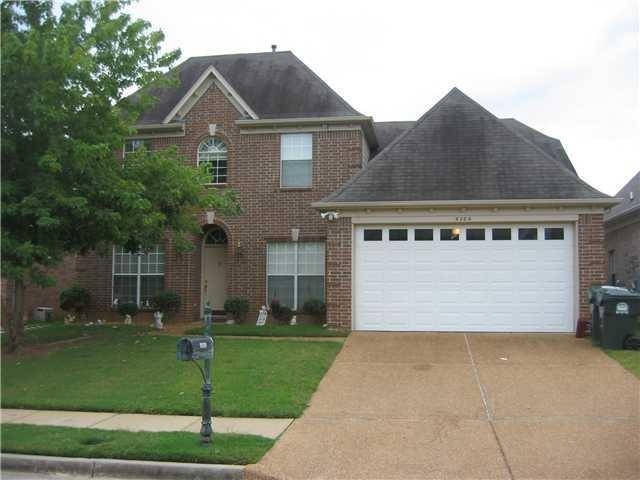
[1,453,244,479]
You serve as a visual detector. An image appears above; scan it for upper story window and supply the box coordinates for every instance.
[281,133,312,188]
[198,138,228,184]
[123,139,152,158]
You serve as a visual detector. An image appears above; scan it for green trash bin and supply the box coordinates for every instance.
[596,286,640,350]
[588,286,603,345]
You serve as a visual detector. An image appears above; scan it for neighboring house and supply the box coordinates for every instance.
[604,171,640,288]
[21,50,619,331]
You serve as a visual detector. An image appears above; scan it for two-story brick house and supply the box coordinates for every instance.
[72,50,616,332]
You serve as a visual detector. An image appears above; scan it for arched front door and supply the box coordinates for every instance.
[201,226,228,313]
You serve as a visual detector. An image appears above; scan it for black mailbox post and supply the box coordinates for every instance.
[176,303,215,444]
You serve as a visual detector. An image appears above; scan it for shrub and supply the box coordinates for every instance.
[152,291,181,316]
[270,298,282,317]
[303,298,326,317]
[224,297,250,322]
[59,286,91,317]
[276,306,293,324]
[117,302,139,318]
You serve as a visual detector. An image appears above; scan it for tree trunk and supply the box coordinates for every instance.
[8,278,25,352]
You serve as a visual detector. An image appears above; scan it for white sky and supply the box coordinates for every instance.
[126,0,639,196]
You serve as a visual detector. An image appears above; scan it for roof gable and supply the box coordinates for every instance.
[134,51,362,125]
[605,170,640,222]
[322,88,609,204]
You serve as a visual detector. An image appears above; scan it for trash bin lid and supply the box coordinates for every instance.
[596,286,640,303]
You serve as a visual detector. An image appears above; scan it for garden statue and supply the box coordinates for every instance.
[153,311,164,330]
[124,314,132,325]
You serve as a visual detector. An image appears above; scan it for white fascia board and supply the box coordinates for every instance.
[237,116,378,147]
[312,198,622,210]
[162,65,258,124]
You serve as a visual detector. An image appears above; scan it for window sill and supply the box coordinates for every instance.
[204,183,228,187]
[279,187,312,192]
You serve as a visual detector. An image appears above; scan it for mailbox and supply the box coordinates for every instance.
[177,336,214,361]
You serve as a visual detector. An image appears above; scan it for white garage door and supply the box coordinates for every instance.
[354,224,575,332]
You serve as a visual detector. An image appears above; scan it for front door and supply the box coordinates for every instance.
[202,227,228,312]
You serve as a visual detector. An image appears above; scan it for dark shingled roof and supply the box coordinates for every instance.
[499,118,576,174]
[134,51,362,124]
[373,121,416,152]
[323,88,609,203]
[605,171,640,222]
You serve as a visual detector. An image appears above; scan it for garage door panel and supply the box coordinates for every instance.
[355,224,574,332]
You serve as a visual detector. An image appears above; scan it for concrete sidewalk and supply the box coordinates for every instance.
[1,408,292,439]
[247,332,640,480]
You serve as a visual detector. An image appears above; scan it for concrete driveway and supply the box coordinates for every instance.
[247,333,639,480]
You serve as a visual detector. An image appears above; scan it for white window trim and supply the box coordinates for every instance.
[266,242,325,310]
[123,139,153,159]
[280,133,313,189]
[112,247,164,307]
[197,137,228,185]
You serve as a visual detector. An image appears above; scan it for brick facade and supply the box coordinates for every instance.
[325,217,352,329]
[577,213,607,321]
[75,82,363,323]
[605,215,640,287]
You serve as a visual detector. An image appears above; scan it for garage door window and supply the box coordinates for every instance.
[364,229,382,241]
[389,229,408,241]
[267,242,325,310]
[415,229,433,241]
[518,228,538,240]
[544,227,564,240]
[466,228,485,241]
[492,228,511,240]
[440,228,460,241]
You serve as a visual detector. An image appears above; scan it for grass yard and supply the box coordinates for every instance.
[0,322,148,346]
[606,349,640,378]
[1,424,273,465]
[2,329,343,418]
[185,323,349,337]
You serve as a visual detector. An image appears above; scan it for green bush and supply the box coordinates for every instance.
[117,302,139,318]
[270,298,282,317]
[151,291,181,315]
[59,286,91,316]
[224,297,250,322]
[302,299,326,318]
[276,306,293,324]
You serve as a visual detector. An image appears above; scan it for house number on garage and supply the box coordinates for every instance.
[455,216,472,222]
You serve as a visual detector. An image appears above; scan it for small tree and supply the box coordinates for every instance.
[59,286,91,320]
[1,1,241,351]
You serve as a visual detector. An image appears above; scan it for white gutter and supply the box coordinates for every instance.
[312,198,622,209]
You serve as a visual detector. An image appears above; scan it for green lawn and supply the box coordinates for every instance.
[1,424,272,465]
[1,322,148,346]
[606,349,640,378]
[2,330,343,418]
[185,323,349,337]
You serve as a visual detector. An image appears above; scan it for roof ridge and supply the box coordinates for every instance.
[288,51,363,117]
[321,87,459,203]
[500,117,561,143]
[187,50,293,60]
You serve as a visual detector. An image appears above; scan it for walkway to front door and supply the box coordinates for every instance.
[247,332,639,480]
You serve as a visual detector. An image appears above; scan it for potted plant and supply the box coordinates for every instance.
[151,290,181,329]
[59,286,91,323]
[224,297,250,324]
